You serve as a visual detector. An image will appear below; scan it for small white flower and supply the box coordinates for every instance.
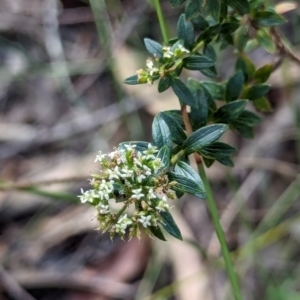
[98,204,110,214]
[107,169,119,180]
[138,215,152,227]
[124,144,136,151]
[178,44,190,53]
[146,59,154,69]
[78,188,94,203]
[148,188,156,199]
[137,174,146,183]
[131,188,145,200]
[134,157,142,167]
[142,165,152,176]
[108,151,116,159]
[94,151,107,163]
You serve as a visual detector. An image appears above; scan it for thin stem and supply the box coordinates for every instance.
[198,164,243,300]
[153,0,168,45]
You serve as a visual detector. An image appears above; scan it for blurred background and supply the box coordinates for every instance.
[0,0,300,299]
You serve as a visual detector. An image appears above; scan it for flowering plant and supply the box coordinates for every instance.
[81,0,292,298]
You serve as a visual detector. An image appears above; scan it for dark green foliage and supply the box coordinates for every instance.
[183,55,214,70]
[160,211,183,240]
[149,226,167,241]
[255,64,273,83]
[144,38,163,59]
[158,77,172,93]
[254,11,286,27]
[225,71,244,101]
[185,0,203,20]
[225,0,250,14]
[207,0,221,21]
[157,146,171,173]
[177,14,195,48]
[124,75,140,85]
[244,84,270,100]
[171,78,196,107]
[213,100,248,123]
[152,114,172,150]
[183,124,228,154]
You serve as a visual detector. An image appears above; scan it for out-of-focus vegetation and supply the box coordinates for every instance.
[1,0,300,299]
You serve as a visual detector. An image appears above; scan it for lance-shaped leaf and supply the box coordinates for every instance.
[203,44,217,62]
[244,84,270,100]
[152,114,172,150]
[202,81,224,100]
[207,0,221,21]
[183,124,228,154]
[158,77,172,93]
[144,38,163,59]
[225,0,250,15]
[160,112,187,145]
[177,14,194,48]
[124,75,140,85]
[183,55,214,71]
[174,161,206,198]
[254,63,273,83]
[168,172,206,199]
[199,142,236,157]
[171,78,195,107]
[148,226,167,241]
[253,97,272,112]
[185,0,203,20]
[213,100,248,123]
[160,211,182,240]
[197,24,221,43]
[254,11,286,27]
[157,146,170,173]
[200,66,218,78]
[225,70,244,101]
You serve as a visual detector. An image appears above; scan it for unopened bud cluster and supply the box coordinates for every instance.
[79,143,177,240]
[137,40,189,84]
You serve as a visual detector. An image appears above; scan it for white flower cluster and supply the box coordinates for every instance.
[136,40,190,85]
[79,143,177,240]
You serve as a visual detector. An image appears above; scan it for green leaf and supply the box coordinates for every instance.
[160,211,182,240]
[183,124,228,154]
[213,100,248,123]
[200,66,218,78]
[203,157,215,168]
[177,14,194,48]
[200,142,236,157]
[158,77,172,93]
[174,161,206,198]
[160,112,187,145]
[234,24,249,52]
[168,172,205,199]
[169,0,186,6]
[254,63,273,83]
[197,24,221,43]
[235,54,256,82]
[203,44,217,62]
[190,88,208,129]
[217,155,234,167]
[256,28,276,53]
[245,84,270,100]
[225,0,250,14]
[221,22,240,35]
[231,110,261,138]
[148,226,167,241]
[191,15,209,30]
[254,11,286,27]
[225,70,244,101]
[183,55,214,70]
[171,78,195,107]
[253,97,272,112]
[152,114,172,150]
[202,81,224,100]
[157,146,170,173]
[185,0,203,20]
[124,75,140,85]
[207,0,221,21]
[144,38,163,59]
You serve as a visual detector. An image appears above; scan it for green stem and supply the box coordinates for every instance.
[170,149,185,165]
[153,0,168,45]
[198,164,243,300]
